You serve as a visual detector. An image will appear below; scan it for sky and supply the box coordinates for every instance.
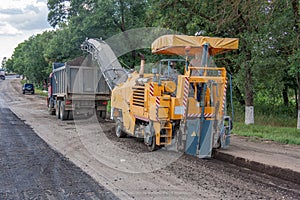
[0,0,52,62]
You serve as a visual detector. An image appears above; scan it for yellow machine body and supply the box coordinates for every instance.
[111,34,238,154]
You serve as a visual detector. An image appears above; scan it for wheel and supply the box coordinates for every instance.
[147,135,156,151]
[67,111,74,120]
[115,119,126,138]
[56,100,61,119]
[100,110,106,119]
[96,110,106,122]
[144,121,156,151]
[60,101,68,121]
[48,99,55,115]
[96,110,102,122]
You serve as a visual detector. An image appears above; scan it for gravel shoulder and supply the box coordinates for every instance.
[1,78,299,200]
[226,135,300,173]
[218,134,300,183]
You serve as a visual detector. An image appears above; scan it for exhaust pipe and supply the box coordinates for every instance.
[138,53,145,78]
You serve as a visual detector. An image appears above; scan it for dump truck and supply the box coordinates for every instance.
[47,56,110,120]
[82,35,238,158]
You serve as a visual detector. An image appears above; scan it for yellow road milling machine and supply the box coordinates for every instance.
[82,35,239,158]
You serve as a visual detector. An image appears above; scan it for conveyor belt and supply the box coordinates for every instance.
[81,38,128,91]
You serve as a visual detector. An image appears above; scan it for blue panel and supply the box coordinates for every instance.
[185,119,214,158]
[199,120,213,158]
[185,119,201,156]
[53,62,65,70]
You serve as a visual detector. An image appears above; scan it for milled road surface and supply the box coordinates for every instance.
[1,77,300,199]
[0,77,118,199]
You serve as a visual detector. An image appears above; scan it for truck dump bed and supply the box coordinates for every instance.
[52,56,110,97]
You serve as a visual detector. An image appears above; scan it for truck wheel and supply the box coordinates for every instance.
[48,100,55,115]
[100,111,106,119]
[68,111,74,120]
[116,119,126,138]
[56,101,61,119]
[96,110,106,122]
[60,101,68,121]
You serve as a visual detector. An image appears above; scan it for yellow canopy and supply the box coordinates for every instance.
[151,34,239,56]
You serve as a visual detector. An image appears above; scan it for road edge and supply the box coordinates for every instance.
[214,151,300,185]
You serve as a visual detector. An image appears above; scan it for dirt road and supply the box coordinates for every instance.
[1,77,299,199]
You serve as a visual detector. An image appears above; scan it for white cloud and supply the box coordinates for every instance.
[0,22,22,35]
[0,0,51,35]
[0,0,52,58]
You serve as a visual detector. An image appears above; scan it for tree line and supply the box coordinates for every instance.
[4,0,300,126]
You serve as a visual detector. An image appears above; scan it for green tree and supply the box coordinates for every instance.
[11,32,53,85]
[11,42,27,76]
[44,27,84,62]
[288,0,300,128]
[1,57,7,69]
[47,0,150,67]
[4,58,13,73]
[47,0,71,27]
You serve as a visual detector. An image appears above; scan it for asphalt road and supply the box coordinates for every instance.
[0,104,118,199]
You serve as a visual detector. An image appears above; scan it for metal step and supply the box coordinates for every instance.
[160,135,171,138]
[161,127,171,129]
[160,142,171,145]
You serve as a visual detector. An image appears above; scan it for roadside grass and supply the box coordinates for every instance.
[233,122,300,145]
[233,103,300,145]
[35,89,48,97]
[233,103,297,127]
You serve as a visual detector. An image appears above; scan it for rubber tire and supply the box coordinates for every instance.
[60,101,68,121]
[100,110,106,119]
[48,99,55,115]
[147,135,156,152]
[56,100,61,119]
[145,121,156,151]
[96,110,102,122]
[68,111,74,120]
[116,119,126,138]
[96,110,106,122]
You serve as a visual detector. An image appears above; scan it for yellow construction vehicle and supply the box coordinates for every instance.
[110,34,238,158]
